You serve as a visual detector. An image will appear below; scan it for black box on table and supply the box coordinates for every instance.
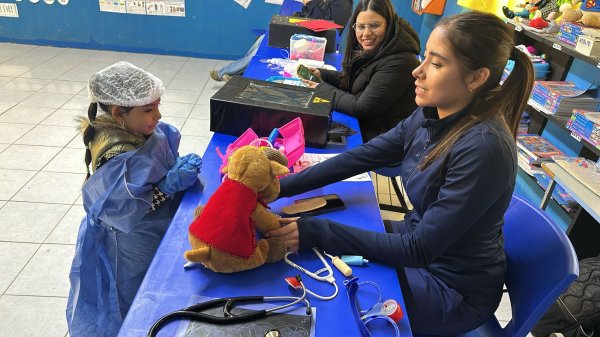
[268,15,337,53]
[210,76,334,148]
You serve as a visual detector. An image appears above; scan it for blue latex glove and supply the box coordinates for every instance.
[157,153,202,197]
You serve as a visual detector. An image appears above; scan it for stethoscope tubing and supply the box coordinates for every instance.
[284,247,339,300]
[147,282,311,337]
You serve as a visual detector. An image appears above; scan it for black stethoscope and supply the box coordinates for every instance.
[147,275,312,337]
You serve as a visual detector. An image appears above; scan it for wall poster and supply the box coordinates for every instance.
[0,2,19,17]
[126,0,146,14]
[99,0,126,13]
[146,0,185,16]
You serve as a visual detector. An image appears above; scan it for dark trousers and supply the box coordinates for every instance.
[384,220,495,336]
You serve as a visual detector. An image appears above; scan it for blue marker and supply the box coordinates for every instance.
[267,128,280,146]
[341,255,369,266]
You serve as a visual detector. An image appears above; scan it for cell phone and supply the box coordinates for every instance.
[284,194,346,216]
[296,64,323,83]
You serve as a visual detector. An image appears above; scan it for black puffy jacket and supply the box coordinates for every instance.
[532,257,600,337]
[316,14,420,141]
[300,0,353,28]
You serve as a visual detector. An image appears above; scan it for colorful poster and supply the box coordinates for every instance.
[146,0,185,16]
[126,0,146,14]
[0,2,19,17]
[99,0,126,13]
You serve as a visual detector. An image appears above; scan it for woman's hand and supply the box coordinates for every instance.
[301,78,319,89]
[266,217,300,253]
[309,67,321,77]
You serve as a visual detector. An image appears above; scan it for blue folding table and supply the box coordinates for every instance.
[117,1,412,335]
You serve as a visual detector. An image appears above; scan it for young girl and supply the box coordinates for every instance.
[267,11,534,335]
[66,61,202,337]
[302,0,421,141]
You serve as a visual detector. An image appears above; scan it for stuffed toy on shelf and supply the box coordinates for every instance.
[581,0,600,27]
[560,0,600,27]
[503,0,561,21]
[556,0,582,23]
[184,145,289,273]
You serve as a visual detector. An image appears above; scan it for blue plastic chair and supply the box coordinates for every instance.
[458,193,579,337]
[415,194,578,337]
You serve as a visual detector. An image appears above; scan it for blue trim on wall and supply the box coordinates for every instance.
[514,170,571,231]
[0,0,281,60]
[411,1,465,55]
[541,121,582,158]
[565,59,600,97]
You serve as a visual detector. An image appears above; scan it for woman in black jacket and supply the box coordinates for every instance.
[303,0,420,141]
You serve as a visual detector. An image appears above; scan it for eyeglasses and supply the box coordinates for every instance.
[344,277,401,337]
[352,22,385,32]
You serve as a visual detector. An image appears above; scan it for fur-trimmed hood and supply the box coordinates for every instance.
[77,114,146,172]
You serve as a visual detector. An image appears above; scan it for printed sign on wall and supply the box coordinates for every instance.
[0,2,19,17]
[126,0,146,14]
[99,0,126,13]
[146,0,185,16]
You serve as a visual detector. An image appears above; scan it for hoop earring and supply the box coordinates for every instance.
[120,120,125,127]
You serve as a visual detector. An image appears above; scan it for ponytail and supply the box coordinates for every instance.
[418,11,534,170]
[499,48,534,139]
[83,102,98,180]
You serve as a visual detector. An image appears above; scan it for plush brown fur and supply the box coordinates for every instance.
[184,146,289,273]
[581,11,600,28]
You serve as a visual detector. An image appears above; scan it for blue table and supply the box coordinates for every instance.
[118,123,411,337]
[279,0,303,16]
[117,1,412,335]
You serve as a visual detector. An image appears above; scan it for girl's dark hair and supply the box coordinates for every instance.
[82,103,132,180]
[340,0,396,89]
[419,11,534,169]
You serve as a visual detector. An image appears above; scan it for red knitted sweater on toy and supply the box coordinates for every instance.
[189,179,260,258]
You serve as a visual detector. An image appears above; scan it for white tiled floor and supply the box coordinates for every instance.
[0,42,228,337]
[0,42,514,337]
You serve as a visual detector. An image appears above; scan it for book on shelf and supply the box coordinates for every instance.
[532,172,578,212]
[517,111,530,134]
[528,81,600,116]
[516,134,565,164]
[533,81,588,98]
[566,109,600,150]
[517,150,545,175]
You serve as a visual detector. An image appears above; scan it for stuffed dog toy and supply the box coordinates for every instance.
[184,145,289,273]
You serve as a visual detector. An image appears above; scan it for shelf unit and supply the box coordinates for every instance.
[510,23,600,258]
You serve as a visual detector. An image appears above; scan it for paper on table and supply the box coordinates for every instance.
[292,153,372,182]
[553,157,600,196]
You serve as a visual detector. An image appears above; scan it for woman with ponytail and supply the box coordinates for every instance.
[267,11,534,334]
[67,62,202,337]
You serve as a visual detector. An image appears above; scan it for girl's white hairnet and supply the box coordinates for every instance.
[88,61,165,107]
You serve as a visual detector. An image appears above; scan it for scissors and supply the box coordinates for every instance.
[147,275,311,337]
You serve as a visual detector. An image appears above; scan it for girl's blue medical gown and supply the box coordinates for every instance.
[66,123,181,337]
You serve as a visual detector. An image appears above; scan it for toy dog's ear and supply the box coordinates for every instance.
[270,161,289,176]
